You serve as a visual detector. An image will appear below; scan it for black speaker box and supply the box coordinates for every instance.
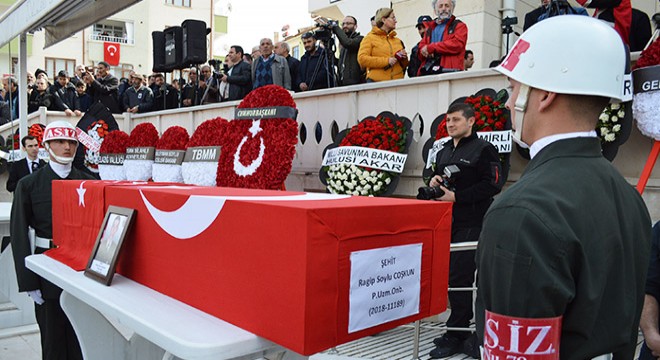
[152,31,167,72]
[181,20,208,66]
[163,26,183,71]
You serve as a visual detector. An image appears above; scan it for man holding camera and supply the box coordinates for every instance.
[325,16,365,86]
[428,102,503,359]
[83,61,121,113]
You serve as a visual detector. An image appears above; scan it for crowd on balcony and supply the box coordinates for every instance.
[0,0,653,122]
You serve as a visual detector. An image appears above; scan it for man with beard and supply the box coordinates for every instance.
[297,32,333,91]
[83,61,121,113]
[329,15,365,86]
[218,45,252,101]
[418,0,468,75]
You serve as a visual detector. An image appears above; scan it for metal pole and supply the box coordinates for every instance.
[411,320,421,360]
[19,33,28,141]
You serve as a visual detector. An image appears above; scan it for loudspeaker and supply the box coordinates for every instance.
[152,31,167,72]
[163,26,183,71]
[181,20,208,66]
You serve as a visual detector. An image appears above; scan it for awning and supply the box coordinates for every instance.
[0,0,141,49]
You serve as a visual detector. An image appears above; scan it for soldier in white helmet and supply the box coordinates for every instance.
[475,15,650,359]
[11,120,94,360]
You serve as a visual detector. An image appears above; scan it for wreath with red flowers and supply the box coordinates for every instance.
[320,111,412,196]
[187,118,229,148]
[634,37,660,70]
[216,85,298,190]
[157,126,190,150]
[435,93,507,140]
[422,88,511,184]
[128,123,159,147]
[100,130,130,154]
[181,118,229,186]
[11,123,46,150]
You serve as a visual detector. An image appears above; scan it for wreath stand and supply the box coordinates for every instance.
[636,141,660,194]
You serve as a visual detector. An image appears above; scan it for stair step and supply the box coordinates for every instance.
[0,302,18,312]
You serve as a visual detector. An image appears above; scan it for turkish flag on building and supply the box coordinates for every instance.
[103,42,121,66]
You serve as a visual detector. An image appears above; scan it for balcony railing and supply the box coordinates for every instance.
[89,33,133,45]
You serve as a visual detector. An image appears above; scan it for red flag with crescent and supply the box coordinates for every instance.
[104,42,121,66]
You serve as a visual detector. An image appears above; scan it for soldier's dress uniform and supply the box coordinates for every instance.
[476,137,651,359]
[11,164,94,360]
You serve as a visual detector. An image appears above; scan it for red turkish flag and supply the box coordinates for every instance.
[103,42,121,66]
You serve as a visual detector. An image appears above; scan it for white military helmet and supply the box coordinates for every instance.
[43,120,78,143]
[495,15,627,101]
[43,120,78,164]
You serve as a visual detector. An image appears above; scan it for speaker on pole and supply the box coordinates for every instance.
[163,26,183,72]
[182,20,208,66]
[152,31,167,72]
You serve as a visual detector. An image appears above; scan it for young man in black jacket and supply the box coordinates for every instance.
[50,70,81,116]
[219,45,252,101]
[428,102,503,359]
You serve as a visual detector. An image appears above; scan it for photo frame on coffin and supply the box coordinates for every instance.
[84,206,135,285]
[320,111,413,197]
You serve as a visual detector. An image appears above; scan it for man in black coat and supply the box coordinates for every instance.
[50,70,81,116]
[523,0,549,31]
[83,61,121,113]
[6,135,46,192]
[219,45,252,101]
[331,15,365,86]
[298,32,333,91]
[150,73,179,111]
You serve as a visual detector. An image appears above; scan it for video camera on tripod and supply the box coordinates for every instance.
[207,59,229,79]
[313,17,339,44]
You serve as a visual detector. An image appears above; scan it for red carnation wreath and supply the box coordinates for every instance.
[182,118,229,186]
[153,126,190,183]
[98,130,129,180]
[216,85,298,190]
[124,123,159,181]
[435,94,506,140]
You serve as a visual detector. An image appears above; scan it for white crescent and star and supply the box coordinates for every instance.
[107,45,117,56]
[233,120,266,177]
[139,188,349,240]
[76,181,87,207]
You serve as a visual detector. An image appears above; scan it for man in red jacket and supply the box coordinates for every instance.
[418,0,468,75]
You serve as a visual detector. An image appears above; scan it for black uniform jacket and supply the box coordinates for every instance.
[11,165,94,299]
[476,137,651,359]
[434,131,503,229]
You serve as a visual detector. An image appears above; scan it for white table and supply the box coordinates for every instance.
[26,254,304,360]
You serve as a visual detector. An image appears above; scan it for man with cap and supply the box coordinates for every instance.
[418,0,468,75]
[49,70,81,116]
[11,121,95,360]
[6,135,46,192]
[476,15,650,359]
[83,61,121,113]
[123,73,153,113]
[408,15,433,78]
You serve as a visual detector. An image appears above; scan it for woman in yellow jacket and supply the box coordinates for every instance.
[358,8,409,82]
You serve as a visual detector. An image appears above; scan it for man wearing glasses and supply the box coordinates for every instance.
[330,16,365,86]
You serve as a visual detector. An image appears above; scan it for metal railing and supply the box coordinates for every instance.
[89,33,133,45]
[411,241,478,360]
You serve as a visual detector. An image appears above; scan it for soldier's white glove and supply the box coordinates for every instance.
[27,290,45,305]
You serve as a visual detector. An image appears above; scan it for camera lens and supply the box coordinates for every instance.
[416,186,445,200]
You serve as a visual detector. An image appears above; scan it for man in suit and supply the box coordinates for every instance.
[219,45,252,101]
[7,135,46,192]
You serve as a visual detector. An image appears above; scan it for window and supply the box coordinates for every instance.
[93,62,134,79]
[165,0,191,7]
[11,57,17,75]
[45,58,76,79]
[91,21,133,44]
[292,45,300,59]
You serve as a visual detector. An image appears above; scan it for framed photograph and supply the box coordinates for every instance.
[84,206,135,285]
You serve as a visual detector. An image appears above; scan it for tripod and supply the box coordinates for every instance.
[308,37,337,90]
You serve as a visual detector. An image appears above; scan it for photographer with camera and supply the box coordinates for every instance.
[298,32,334,91]
[320,15,365,86]
[199,64,221,105]
[417,0,468,76]
[425,102,502,359]
[150,73,178,110]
